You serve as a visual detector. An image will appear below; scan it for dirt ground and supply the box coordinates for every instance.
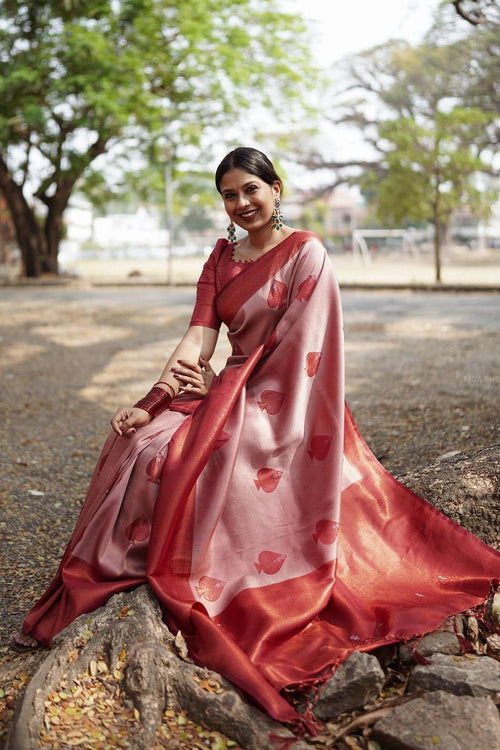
[0,285,498,747]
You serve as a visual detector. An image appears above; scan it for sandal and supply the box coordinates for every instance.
[10,632,41,653]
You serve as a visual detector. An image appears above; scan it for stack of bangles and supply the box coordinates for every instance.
[133,381,175,418]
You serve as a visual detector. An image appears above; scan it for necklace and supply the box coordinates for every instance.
[231,241,271,264]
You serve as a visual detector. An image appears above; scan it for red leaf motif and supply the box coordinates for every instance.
[296,274,317,302]
[195,576,225,602]
[257,390,285,415]
[254,468,283,493]
[254,551,287,575]
[126,515,150,544]
[146,450,166,484]
[308,435,332,460]
[267,279,288,309]
[306,352,322,376]
[312,520,340,545]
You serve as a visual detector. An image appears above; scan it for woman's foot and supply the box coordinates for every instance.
[10,631,41,652]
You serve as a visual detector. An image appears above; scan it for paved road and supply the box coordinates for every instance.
[1,286,498,331]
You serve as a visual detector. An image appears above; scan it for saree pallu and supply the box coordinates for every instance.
[22,232,500,730]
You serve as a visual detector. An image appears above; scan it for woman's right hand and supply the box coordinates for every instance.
[110,407,152,438]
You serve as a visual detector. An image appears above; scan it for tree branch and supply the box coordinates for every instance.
[452,0,486,25]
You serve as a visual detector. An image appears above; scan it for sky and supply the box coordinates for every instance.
[285,0,439,66]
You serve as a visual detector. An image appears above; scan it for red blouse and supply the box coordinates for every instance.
[189,239,249,331]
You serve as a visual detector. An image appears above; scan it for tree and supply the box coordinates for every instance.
[297,36,499,282]
[360,108,497,282]
[0,0,313,277]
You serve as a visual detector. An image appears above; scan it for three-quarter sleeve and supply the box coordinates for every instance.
[189,242,223,331]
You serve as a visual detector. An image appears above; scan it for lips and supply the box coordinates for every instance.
[238,208,258,220]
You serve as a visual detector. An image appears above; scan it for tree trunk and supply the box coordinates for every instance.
[5,445,499,750]
[0,158,47,278]
[42,193,71,275]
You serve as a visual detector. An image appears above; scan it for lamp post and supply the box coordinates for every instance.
[163,118,174,285]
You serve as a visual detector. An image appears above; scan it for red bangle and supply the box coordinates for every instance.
[134,386,173,417]
[154,382,176,397]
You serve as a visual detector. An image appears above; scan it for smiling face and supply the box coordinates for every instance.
[219,168,281,234]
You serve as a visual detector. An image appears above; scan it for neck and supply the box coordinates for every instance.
[246,224,275,252]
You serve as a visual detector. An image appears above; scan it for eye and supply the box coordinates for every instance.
[246,185,258,193]
[223,192,236,200]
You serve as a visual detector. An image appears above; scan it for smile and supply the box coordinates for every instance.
[238,208,259,220]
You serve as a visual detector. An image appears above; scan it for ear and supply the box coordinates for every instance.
[272,180,282,198]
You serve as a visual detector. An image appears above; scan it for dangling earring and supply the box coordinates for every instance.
[272,196,283,230]
[227,221,236,242]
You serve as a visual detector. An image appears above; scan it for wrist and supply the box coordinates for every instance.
[134,385,174,418]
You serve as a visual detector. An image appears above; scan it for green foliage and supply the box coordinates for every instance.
[341,35,498,230]
[0,0,314,274]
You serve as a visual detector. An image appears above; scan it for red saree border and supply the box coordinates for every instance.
[217,231,320,324]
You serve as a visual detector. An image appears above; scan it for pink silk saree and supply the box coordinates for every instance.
[23,231,500,730]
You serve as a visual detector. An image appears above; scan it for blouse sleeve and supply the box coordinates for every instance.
[189,242,223,331]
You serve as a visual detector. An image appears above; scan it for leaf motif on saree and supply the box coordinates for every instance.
[257,390,285,415]
[253,468,283,493]
[125,516,150,544]
[195,576,225,602]
[146,450,167,484]
[308,435,332,461]
[267,279,288,309]
[305,351,322,376]
[254,551,287,575]
[296,274,317,302]
[312,520,340,545]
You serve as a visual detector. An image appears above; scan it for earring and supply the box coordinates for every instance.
[227,221,237,242]
[272,196,283,230]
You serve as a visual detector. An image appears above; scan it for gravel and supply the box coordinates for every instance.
[0,286,498,745]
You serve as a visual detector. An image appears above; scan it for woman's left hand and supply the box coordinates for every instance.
[172,357,215,397]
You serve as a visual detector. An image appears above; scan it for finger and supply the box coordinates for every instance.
[199,357,214,372]
[176,359,202,373]
[174,373,203,387]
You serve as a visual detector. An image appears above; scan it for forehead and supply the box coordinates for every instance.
[219,168,265,193]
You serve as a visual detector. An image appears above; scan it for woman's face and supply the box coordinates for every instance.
[219,168,281,233]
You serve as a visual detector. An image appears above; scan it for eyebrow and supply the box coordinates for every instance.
[221,181,258,195]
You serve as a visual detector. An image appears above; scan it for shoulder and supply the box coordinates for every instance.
[289,229,325,250]
[202,238,231,269]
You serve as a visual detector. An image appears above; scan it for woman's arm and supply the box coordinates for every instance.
[111,325,219,437]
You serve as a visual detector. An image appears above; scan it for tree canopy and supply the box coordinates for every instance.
[0,0,313,276]
[298,23,499,281]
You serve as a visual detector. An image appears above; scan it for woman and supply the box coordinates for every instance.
[12,147,500,729]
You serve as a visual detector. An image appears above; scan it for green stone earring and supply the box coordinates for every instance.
[272,196,283,230]
[227,221,237,242]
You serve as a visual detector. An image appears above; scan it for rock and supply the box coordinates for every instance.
[491,590,500,628]
[5,586,300,750]
[398,618,464,663]
[408,653,500,698]
[372,690,500,750]
[313,651,385,720]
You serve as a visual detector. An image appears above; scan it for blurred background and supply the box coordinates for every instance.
[0,0,499,286]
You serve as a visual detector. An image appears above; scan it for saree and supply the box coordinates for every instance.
[22,231,500,730]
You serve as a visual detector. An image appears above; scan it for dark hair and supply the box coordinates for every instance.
[215,147,282,194]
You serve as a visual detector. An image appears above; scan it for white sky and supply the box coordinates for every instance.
[285,0,439,65]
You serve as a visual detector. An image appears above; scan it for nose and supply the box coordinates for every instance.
[235,192,249,208]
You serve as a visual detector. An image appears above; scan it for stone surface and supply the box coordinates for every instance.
[372,690,500,750]
[312,651,385,720]
[408,652,500,698]
[398,628,463,663]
